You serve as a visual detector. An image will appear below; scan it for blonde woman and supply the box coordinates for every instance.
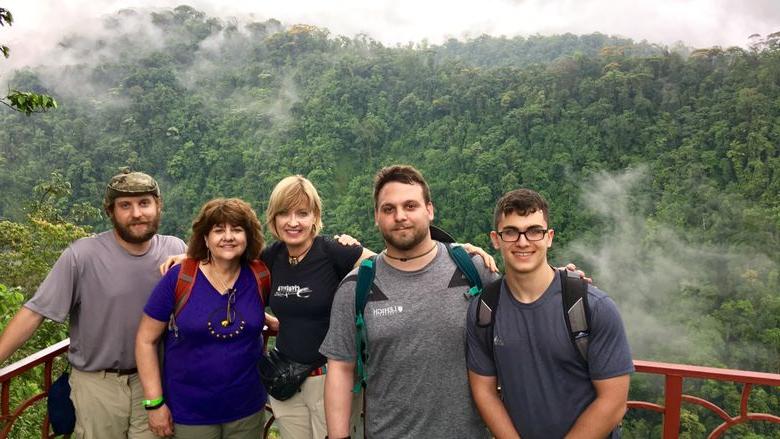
[259,176,374,439]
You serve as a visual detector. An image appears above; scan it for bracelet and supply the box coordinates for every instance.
[142,396,165,410]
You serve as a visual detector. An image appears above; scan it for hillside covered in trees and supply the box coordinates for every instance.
[1,5,778,437]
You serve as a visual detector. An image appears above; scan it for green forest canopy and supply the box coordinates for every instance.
[0,5,778,437]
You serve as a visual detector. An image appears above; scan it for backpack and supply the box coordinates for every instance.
[168,258,271,337]
[353,244,483,392]
[476,268,591,363]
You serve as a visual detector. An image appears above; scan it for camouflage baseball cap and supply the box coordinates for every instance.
[103,169,160,211]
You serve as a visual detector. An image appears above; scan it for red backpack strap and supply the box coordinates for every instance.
[173,258,199,317]
[248,259,271,306]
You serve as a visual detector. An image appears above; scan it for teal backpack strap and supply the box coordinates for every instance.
[353,256,376,393]
[446,244,483,298]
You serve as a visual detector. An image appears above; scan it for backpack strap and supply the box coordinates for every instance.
[168,258,199,337]
[173,258,199,316]
[446,244,483,298]
[476,278,501,328]
[560,269,591,363]
[353,256,376,393]
[248,259,271,306]
[475,278,502,359]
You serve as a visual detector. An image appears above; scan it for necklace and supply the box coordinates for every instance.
[383,243,437,262]
[202,266,246,340]
[202,262,240,295]
[288,241,314,266]
[206,289,246,340]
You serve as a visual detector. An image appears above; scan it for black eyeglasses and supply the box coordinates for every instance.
[496,227,549,242]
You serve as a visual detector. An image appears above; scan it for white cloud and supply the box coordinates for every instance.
[2,0,777,71]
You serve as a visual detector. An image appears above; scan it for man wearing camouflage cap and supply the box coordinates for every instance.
[0,169,186,438]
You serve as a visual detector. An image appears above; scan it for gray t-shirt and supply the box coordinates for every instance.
[25,230,186,371]
[466,275,634,439]
[320,242,498,439]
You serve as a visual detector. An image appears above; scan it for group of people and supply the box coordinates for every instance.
[0,164,633,439]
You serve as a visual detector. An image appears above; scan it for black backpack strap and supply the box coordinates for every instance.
[560,269,591,363]
[476,278,501,328]
[475,278,502,359]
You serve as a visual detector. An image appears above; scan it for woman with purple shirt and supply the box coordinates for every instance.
[136,198,268,439]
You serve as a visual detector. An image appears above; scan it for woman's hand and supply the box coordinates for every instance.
[561,263,592,284]
[334,234,361,246]
[147,404,174,437]
[265,313,279,332]
[460,243,498,273]
[159,254,186,275]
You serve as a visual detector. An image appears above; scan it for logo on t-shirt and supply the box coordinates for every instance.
[274,285,312,299]
[372,305,403,317]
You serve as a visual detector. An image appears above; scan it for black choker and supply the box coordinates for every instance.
[383,244,437,262]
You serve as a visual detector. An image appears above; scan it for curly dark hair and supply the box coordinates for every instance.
[187,198,264,263]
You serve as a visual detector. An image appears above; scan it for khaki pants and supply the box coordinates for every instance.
[69,368,155,439]
[269,375,364,439]
[173,410,265,439]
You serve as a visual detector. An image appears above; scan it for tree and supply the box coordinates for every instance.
[0,7,57,115]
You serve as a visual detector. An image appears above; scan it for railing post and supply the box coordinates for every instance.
[662,374,683,438]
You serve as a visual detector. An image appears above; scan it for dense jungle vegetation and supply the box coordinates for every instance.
[1,5,778,437]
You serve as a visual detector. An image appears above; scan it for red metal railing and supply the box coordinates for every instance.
[629,360,780,438]
[3,344,780,439]
[0,338,69,438]
[0,337,279,439]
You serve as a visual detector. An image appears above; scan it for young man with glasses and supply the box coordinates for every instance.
[466,188,633,439]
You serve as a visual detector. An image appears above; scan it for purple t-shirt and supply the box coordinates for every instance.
[144,263,266,425]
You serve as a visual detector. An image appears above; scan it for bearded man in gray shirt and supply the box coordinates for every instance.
[0,170,186,439]
[320,165,499,439]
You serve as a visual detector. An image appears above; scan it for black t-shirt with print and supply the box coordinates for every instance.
[262,235,363,364]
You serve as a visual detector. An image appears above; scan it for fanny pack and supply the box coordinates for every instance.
[259,348,324,401]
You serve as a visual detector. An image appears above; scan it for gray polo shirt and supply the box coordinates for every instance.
[321,242,499,439]
[25,230,186,371]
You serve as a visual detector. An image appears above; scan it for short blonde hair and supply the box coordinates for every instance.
[266,175,323,240]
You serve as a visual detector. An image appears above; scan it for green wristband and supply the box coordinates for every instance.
[142,396,164,410]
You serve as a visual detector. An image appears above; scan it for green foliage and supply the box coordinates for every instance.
[0,173,92,293]
[3,90,58,115]
[0,6,58,115]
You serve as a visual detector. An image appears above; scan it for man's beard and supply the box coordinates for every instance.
[112,214,160,244]
[382,223,429,252]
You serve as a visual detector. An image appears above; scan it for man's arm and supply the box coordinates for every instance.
[0,307,45,364]
[564,374,630,439]
[468,371,521,439]
[324,358,356,438]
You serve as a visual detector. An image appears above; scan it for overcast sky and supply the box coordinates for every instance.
[3,0,779,69]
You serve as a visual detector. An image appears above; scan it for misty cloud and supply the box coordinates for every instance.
[3,0,777,76]
[562,168,775,365]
